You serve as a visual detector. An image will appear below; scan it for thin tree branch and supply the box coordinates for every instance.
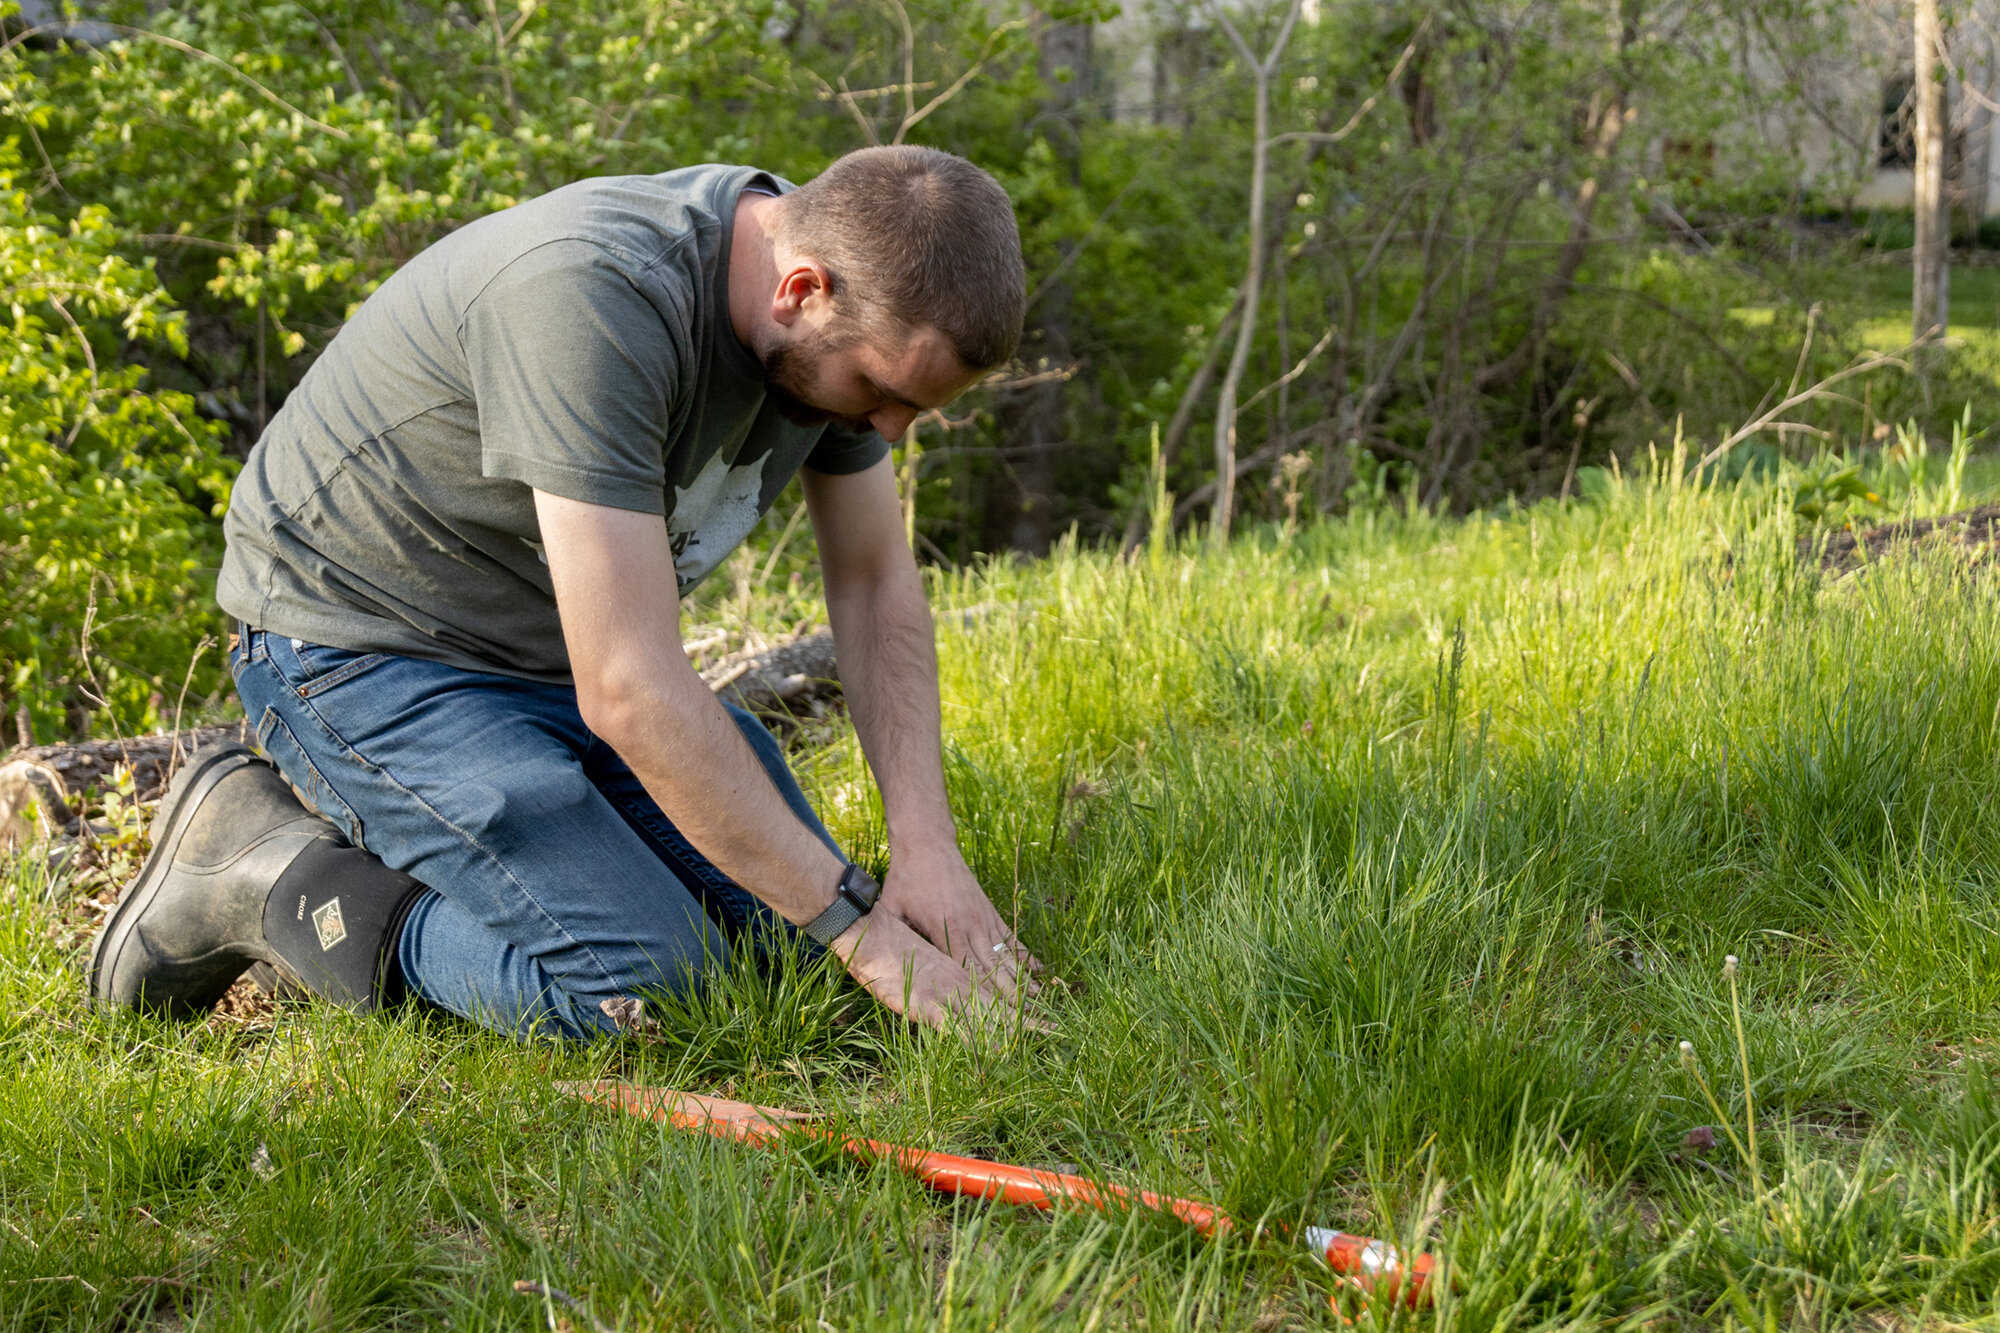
[814,69,882,145]
[1026,176,1139,312]
[895,20,1027,142]
[821,79,938,100]
[1236,322,1337,416]
[891,0,917,128]
[481,0,520,120]
[1201,0,1305,539]
[1695,340,1930,470]
[1267,14,1432,149]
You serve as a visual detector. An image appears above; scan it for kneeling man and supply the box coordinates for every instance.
[91,146,1036,1039]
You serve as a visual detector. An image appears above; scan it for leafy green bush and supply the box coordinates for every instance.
[0,148,236,740]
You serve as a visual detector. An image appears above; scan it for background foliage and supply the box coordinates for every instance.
[1,0,1997,731]
[0,145,234,740]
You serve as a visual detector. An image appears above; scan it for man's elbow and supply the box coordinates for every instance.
[574,672,669,752]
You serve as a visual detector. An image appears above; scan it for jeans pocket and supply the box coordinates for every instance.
[290,643,391,698]
[255,706,366,849]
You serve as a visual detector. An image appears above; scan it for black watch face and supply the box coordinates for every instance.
[841,864,881,910]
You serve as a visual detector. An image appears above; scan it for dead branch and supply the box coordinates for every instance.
[511,1281,615,1333]
[977,363,1080,394]
[700,630,839,717]
[5,724,252,806]
[1695,339,1928,471]
[1235,322,1338,416]
[894,18,1027,142]
[1264,13,1432,151]
[812,8,1027,147]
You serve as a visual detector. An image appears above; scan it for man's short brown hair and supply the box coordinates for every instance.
[775,146,1025,371]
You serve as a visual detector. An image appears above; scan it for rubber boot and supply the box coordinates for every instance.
[90,742,425,1017]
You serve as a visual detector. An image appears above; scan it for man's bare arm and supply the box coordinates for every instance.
[531,488,990,1027]
[802,459,1038,991]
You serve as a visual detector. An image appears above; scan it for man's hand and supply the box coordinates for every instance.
[879,841,1039,999]
[828,910,998,1029]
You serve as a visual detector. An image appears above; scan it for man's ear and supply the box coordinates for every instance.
[771,258,833,329]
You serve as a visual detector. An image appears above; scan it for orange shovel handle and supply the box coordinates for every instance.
[561,1082,1431,1306]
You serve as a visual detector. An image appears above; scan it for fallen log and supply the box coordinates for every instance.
[701,629,839,716]
[5,723,253,809]
[0,632,841,834]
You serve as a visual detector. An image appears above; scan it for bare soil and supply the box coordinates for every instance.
[1805,504,2000,574]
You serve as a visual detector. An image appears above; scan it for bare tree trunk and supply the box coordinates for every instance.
[987,14,1091,554]
[1206,0,1303,544]
[1209,62,1268,542]
[1913,0,1950,350]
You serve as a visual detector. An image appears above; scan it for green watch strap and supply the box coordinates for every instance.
[803,863,879,946]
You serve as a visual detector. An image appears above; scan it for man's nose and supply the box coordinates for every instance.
[870,405,918,439]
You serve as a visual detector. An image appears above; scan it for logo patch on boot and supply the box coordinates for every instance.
[312,897,348,951]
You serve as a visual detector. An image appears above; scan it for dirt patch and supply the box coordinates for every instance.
[208,975,278,1028]
[1804,504,2000,575]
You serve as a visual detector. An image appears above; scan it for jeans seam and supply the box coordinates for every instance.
[250,657,626,996]
[605,791,734,893]
[599,786,752,932]
[254,705,365,847]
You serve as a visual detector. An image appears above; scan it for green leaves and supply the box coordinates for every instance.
[0,150,236,736]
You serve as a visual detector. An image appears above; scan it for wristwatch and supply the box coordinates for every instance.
[803,863,881,946]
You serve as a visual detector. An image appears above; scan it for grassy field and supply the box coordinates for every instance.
[1730,260,2000,429]
[6,452,2000,1331]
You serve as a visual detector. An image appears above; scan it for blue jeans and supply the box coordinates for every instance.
[230,631,841,1039]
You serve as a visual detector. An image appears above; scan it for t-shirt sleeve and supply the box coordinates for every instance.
[461,241,680,515]
[803,422,890,475]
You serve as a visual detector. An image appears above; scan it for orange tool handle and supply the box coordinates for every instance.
[561,1082,1431,1305]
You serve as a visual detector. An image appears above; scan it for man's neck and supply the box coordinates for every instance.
[729,190,781,357]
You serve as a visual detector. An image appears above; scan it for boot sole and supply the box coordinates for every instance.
[88,742,262,1011]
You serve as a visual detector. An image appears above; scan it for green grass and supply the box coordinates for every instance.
[1730,260,2000,427]
[8,458,2000,1330]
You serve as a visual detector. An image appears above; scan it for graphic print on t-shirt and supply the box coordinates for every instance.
[668,450,769,590]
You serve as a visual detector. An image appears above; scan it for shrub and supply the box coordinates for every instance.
[0,149,236,740]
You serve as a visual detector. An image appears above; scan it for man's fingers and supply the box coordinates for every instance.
[997,936,1042,976]
[902,953,1045,1039]
[840,910,1049,1038]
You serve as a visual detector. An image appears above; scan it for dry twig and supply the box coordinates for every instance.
[1695,337,1932,471]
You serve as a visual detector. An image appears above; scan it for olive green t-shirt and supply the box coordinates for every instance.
[218,164,886,682]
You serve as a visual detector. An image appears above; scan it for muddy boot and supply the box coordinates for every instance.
[90,742,425,1017]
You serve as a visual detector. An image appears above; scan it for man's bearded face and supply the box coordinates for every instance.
[755,309,977,442]
[762,324,868,430]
